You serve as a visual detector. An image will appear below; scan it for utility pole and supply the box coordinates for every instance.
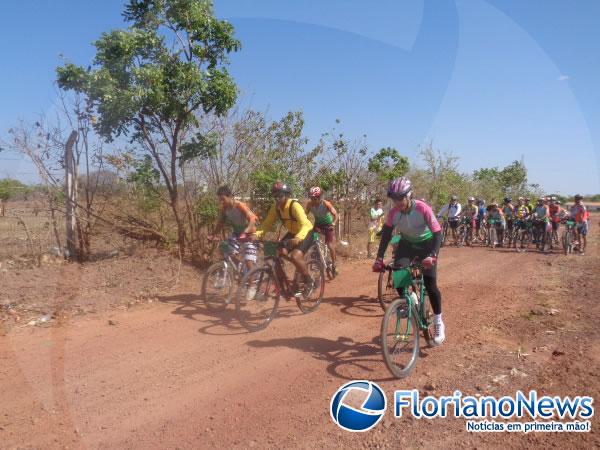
[64,131,78,260]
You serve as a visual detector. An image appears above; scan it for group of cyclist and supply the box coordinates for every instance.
[209,175,591,350]
[210,182,338,300]
[435,194,590,254]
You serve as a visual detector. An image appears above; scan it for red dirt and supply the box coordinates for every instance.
[1,222,599,449]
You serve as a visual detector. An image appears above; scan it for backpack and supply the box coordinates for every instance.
[276,199,299,223]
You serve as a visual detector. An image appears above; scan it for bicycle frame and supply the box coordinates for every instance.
[262,252,299,300]
[388,263,429,330]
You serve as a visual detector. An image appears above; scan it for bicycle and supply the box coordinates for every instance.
[310,227,336,280]
[439,217,449,247]
[235,239,325,331]
[456,216,473,247]
[561,217,576,255]
[202,237,253,312]
[487,218,501,248]
[532,219,551,252]
[513,218,532,252]
[380,259,435,378]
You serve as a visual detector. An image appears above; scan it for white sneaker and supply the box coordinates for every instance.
[433,319,445,346]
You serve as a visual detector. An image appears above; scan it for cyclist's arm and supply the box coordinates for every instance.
[237,201,257,234]
[255,203,277,238]
[324,200,338,224]
[291,201,313,240]
[376,224,393,259]
[437,205,447,217]
[417,201,442,257]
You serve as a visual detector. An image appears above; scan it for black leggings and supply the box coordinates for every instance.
[394,242,442,315]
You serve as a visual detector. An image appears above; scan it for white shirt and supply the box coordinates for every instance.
[369,207,384,230]
[438,203,462,219]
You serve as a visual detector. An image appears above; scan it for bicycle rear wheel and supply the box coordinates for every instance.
[377,269,396,311]
[202,261,234,312]
[236,266,279,331]
[381,297,419,378]
[296,258,325,313]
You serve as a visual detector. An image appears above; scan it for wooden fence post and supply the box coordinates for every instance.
[64,131,78,260]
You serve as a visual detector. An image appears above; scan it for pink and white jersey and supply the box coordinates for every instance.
[385,200,441,244]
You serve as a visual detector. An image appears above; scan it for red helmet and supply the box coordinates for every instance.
[309,186,322,198]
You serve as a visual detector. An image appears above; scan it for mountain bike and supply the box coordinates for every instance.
[380,259,435,378]
[533,219,551,252]
[457,216,473,247]
[439,217,449,247]
[202,237,253,312]
[235,239,325,331]
[487,218,500,248]
[513,219,532,252]
[561,218,576,255]
[504,219,515,247]
[310,228,336,280]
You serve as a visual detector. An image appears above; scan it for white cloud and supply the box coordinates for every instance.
[557,75,570,81]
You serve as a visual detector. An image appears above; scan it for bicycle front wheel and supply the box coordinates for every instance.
[202,262,234,312]
[236,266,280,331]
[381,297,419,378]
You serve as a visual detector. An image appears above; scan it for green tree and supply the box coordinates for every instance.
[57,0,241,254]
[0,178,27,216]
[368,147,409,183]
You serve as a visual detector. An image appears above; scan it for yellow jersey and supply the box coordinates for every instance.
[256,199,313,240]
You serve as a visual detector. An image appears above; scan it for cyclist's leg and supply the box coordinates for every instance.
[242,240,257,271]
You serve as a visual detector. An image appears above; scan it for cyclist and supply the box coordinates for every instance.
[487,202,506,247]
[437,195,462,246]
[212,185,258,270]
[476,199,487,241]
[305,186,339,276]
[502,197,515,245]
[255,181,315,296]
[549,197,563,245]
[532,198,550,247]
[367,199,385,258]
[372,177,445,345]
[462,196,478,245]
[514,197,530,249]
[524,197,534,215]
[570,194,589,255]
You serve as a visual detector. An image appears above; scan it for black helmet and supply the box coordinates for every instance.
[271,181,291,196]
[574,194,583,200]
[504,197,511,203]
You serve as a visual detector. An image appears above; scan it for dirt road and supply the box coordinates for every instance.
[1,232,599,449]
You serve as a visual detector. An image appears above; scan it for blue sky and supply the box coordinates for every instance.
[0,0,598,195]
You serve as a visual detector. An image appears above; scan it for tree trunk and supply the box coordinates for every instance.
[64,131,78,260]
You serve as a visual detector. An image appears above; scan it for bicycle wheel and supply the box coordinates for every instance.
[324,245,335,280]
[378,269,396,311]
[202,261,234,312]
[236,266,280,331]
[381,297,419,378]
[562,230,571,255]
[296,258,325,313]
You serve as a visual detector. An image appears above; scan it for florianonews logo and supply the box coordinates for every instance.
[330,380,387,432]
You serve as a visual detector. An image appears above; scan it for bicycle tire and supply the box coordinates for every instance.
[296,258,325,314]
[202,261,234,312]
[381,297,419,378]
[236,266,280,331]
